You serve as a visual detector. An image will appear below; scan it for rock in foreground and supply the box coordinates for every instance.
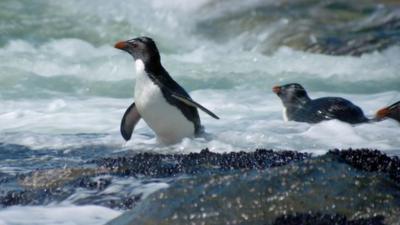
[107,149,400,225]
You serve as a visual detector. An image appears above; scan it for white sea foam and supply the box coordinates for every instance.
[1,28,399,152]
[1,36,399,94]
[1,89,399,154]
[0,39,131,81]
[0,205,121,225]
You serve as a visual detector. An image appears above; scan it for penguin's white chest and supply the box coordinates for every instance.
[282,107,289,122]
[133,60,195,144]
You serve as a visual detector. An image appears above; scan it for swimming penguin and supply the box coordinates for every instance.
[114,37,219,144]
[375,101,400,123]
[272,83,368,124]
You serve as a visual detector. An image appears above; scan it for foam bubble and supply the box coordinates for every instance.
[304,120,366,148]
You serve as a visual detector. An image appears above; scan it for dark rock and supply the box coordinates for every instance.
[329,149,400,182]
[195,0,400,56]
[0,149,309,209]
[19,168,110,189]
[0,174,10,185]
[106,152,400,225]
[3,148,400,225]
[105,195,142,210]
[0,191,36,207]
[305,16,400,56]
[76,177,112,191]
[0,143,35,160]
[0,177,136,209]
[272,213,385,225]
[94,148,310,177]
[0,189,69,207]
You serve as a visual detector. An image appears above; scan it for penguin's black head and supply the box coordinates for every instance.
[273,83,311,106]
[115,36,160,64]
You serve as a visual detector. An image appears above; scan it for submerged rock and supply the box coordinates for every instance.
[107,149,400,225]
[19,167,110,189]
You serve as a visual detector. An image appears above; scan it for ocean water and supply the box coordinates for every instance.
[0,0,400,224]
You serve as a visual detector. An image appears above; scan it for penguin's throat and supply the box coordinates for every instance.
[134,58,163,76]
[135,59,146,75]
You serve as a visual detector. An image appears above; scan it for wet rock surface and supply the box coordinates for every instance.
[305,16,400,56]
[272,213,385,225]
[107,149,400,225]
[329,149,400,182]
[94,148,311,177]
[1,148,400,224]
[0,149,309,209]
[196,0,400,56]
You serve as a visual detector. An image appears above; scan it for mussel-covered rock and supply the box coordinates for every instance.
[107,149,400,225]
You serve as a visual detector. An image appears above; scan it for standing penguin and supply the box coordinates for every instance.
[114,37,219,144]
[272,83,368,124]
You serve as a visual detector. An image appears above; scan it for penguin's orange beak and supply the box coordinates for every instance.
[114,41,127,50]
[272,86,281,94]
[375,107,390,120]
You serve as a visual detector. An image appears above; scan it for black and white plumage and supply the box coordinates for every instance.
[375,101,400,123]
[273,83,368,124]
[115,37,219,144]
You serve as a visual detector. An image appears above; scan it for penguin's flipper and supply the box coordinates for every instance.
[171,94,220,119]
[120,102,141,141]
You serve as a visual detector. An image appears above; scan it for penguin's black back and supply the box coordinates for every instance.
[291,97,368,124]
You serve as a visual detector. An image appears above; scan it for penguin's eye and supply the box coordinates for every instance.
[131,43,138,48]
